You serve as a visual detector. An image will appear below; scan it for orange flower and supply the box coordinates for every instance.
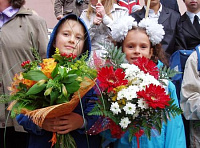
[40,58,57,78]
[8,72,24,95]
[23,79,36,88]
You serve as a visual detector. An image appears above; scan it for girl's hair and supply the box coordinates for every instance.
[121,27,169,66]
[10,0,26,8]
[86,0,116,20]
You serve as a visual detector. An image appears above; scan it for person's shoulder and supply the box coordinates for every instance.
[162,6,180,17]
[180,12,187,19]
[18,7,46,23]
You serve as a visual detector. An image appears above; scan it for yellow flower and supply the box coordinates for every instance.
[54,47,60,55]
[40,58,57,78]
[113,85,127,93]
[118,99,126,106]
[112,85,127,104]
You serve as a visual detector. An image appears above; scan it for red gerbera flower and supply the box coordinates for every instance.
[133,57,159,79]
[137,84,170,109]
[97,66,128,92]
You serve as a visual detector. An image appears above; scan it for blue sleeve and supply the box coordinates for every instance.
[164,81,186,148]
[16,114,46,135]
[73,88,100,134]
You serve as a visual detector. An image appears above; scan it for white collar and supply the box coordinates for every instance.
[144,3,162,15]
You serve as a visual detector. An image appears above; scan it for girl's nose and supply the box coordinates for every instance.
[134,46,140,54]
[69,35,75,44]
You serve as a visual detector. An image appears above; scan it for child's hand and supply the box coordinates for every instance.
[42,112,84,134]
[93,15,103,25]
[96,2,105,18]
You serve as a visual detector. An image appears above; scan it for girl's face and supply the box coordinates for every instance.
[123,29,153,64]
[55,19,85,56]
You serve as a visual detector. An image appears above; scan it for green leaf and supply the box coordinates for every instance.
[51,65,58,78]
[65,81,80,94]
[58,67,66,77]
[52,54,63,62]
[26,84,46,95]
[56,94,70,104]
[128,126,139,142]
[50,91,59,105]
[68,69,81,75]
[23,70,48,81]
[63,74,78,84]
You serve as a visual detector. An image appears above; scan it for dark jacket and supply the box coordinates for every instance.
[160,0,179,13]
[17,14,101,148]
[131,6,186,56]
[181,12,200,50]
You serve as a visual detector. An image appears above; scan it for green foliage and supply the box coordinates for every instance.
[102,43,126,68]
[0,95,11,104]
[26,83,46,95]
[55,134,76,148]
[159,66,181,80]
[23,70,48,81]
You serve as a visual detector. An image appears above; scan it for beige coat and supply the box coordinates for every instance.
[54,0,89,17]
[0,7,48,132]
[180,46,200,147]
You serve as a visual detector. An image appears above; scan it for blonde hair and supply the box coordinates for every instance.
[86,0,116,20]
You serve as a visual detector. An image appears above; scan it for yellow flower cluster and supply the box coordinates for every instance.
[40,58,57,78]
[112,85,127,106]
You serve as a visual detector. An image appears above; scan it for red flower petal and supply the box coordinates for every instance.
[97,66,128,92]
[133,57,159,79]
[137,84,170,109]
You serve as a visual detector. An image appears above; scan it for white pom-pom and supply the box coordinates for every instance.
[138,18,165,45]
[111,16,137,42]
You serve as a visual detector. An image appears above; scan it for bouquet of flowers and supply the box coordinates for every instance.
[5,48,97,148]
[87,45,182,148]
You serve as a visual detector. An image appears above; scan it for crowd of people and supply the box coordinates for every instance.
[0,0,200,148]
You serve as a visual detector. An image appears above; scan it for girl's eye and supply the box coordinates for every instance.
[128,45,133,48]
[63,32,69,36]
[76,36,83,40]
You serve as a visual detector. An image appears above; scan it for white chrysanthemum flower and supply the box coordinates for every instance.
[119,117,131,129]
[111,16,137,42]
[123,102,136,115]
[110,102,121,115]
[138,18,165,45]
[138,98,149,109]
[120,63,143,81]
[138,73,160,90]
[117,85,139,100]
